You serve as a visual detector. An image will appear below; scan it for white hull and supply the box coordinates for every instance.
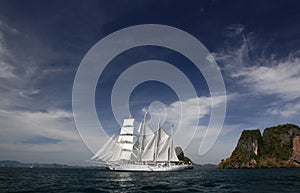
[107,163,190,172]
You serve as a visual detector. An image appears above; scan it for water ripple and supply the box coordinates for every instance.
[0,167,299,192]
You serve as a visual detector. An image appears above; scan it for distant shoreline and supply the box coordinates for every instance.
[0,160,85,168]
[0,160,217,169]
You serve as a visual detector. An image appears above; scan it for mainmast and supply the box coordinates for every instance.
[154,120,161,162]
[139,112,147,162]
[168,125,174,162]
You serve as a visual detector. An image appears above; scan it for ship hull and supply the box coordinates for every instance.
[107,163,190,172]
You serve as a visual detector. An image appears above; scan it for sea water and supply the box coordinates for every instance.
[0,166,299,192]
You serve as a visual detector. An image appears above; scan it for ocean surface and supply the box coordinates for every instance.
[0,166,299,192]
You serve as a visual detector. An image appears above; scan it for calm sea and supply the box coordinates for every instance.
[0,166,299,192]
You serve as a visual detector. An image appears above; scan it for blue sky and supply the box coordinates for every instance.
[0,0,299,165]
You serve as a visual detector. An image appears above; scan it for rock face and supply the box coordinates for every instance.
[262,124,300,160]
[175,147,193,164]
[218,129,263,168]
[218,124,300,168]
[291,136,300,164]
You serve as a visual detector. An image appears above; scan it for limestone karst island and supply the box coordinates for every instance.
[218,124,300,168]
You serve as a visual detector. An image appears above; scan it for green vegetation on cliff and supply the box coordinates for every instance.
[218,124,300,168]
[218,129,262,168]
[262,124,296,161]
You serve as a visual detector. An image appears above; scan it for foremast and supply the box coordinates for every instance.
[118,117,135,161]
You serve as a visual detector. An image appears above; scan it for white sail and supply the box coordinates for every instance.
[118,138,134,160]
[93,136,117,161]
[109,144,122,161]
[142,139,156,161]
[96,137,122,162]
[156,127,170,161]
[116,118,135,161]
[120,119,134,135]
[170,148,179,161]
[121,143,134,151]
[141,124,156,161]
[168,139,179,162]
[120,126,134,135]
[123,118,134,126]
[134,125,142,161]
[169,126,179,162]
[118,135,134,143]
[91,135,115,160]
[119,150,132,160]
[120,118,134,135]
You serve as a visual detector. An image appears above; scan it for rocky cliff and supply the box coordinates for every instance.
[291,136,300,164]
[218,124,300,168]
[175,146,193,164]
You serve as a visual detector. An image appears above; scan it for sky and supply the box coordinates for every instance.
[0,0,299,165]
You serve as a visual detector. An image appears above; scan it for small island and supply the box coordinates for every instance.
[218,124,300,168]
[175,146,193,165]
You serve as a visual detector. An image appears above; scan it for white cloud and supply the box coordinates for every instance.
[0,109,89,162]
[147,95,227,132]
[179,123,244,164]
[143,95,229,163]
[226,24,245,36]
[232,52,300,101]
[268,103,300,117]
[0,18,70,111]
[0,19,16,79]
[0,61,15,78]
[0,109,77,141]
[0,18,95,164]
[214,37,250,68]
[213,26,300,121]
[0,19,18,34]
[214,25,300,102]
[19,89,40,98]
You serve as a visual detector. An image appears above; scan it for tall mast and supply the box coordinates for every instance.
[154,119,161,162]
[139,112,147,162]
[169,124,174,162]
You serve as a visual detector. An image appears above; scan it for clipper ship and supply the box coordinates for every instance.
[90,113,191,171]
